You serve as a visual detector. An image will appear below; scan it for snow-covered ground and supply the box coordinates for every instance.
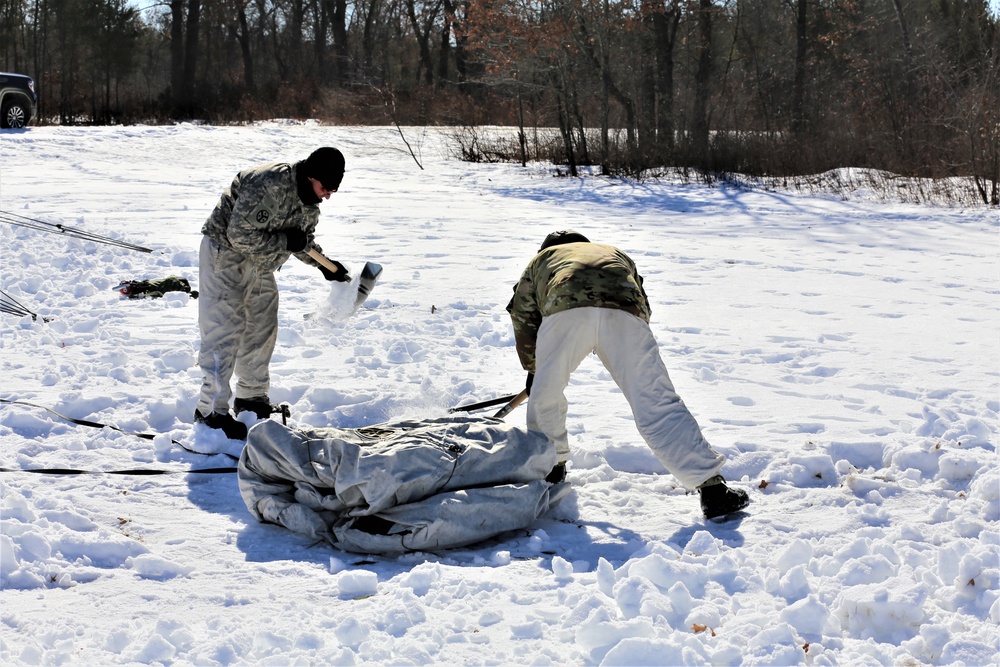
[1,124,997,665]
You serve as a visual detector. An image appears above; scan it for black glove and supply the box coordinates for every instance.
[280,228,308,253]
[320,260,351,282]
[525,372,534,396]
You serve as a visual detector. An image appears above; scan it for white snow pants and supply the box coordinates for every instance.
[196,236,279,416]
[527,307,725,490]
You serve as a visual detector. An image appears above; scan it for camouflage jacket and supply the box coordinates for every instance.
[506,242,651,371]
[201,161,325,274]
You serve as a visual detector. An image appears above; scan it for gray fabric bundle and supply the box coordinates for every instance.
[238,415,568,553]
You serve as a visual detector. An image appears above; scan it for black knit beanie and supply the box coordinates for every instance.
[301,147,345,191]
[539,230,590,252]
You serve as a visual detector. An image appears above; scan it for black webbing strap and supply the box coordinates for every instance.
[0,466,238,475]
[0,397,240,466]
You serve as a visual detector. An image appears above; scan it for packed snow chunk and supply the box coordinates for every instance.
[900,623,951,663]
[834,583,926,642]
[552,555,574,581]
[0,534,20,573]
[776,539,814,571]
[613,576,675,624]
[743,622,806,666]
[601,635,709,667]
[969,471,1000,521]
[0,533,49,590]
[131,619,195,664]
[762,453,839,487]
[683,602,722,630]
[2,488,38,522]
[72,283,96,298]
[399,562,441,596]
[915,405,957,439]
[126,554,195,580]
[940,415,995,448]
[889,443,941,477]
[779,595,837,638]
[838,554,897,586]
[825,441,887,473]
[573,605,657,663]
[154,347,195,373]
[953,552,998,612]
[969,471,1000,503]
[381,593,427,636]
[57,527,149,568]
[134,634,177,663]
[939,638,997,666]
[774,564,811,601]
[625,553,709,598]
[937,539,976,584]
[683,531,721,557]
[511,619,545,639]
[10,529,53,563]
[791,453,839,486]
[937,452,979,483]
[0,409,56,437]
[336,569,378,599]
[386,339,423,363]
[334,617,370,649]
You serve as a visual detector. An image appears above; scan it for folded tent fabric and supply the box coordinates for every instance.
[237,415,566,553]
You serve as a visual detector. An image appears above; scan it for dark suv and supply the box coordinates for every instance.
[0,72,37,129]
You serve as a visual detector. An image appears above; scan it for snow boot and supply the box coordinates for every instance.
[698,476,750,519]
[545,462,567,484]
[193,409,248,441]
[234,396,278,420]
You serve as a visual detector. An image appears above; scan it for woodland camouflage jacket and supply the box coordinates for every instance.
[202,161,325,274]
[506,242,651,371]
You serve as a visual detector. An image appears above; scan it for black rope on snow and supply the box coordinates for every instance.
[0,289,44,321]
[0,398,241,465]
[0,210,153,253]
[0,466,238,476]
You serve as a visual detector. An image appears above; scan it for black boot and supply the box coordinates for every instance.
[234,396,277,420]
[545,462,567,484]
[699,476,750,519]
[193,409,248,441]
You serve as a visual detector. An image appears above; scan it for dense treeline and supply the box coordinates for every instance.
[1,0,997,202]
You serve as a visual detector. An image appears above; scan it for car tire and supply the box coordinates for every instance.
[1,100,29,129]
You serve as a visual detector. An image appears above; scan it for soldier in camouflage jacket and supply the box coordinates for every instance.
[507,230,750,519]
[195,147,349,440]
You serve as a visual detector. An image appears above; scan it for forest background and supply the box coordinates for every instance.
[1,0,998,204]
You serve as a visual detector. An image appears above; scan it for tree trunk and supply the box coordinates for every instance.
[438,0,453,84]
[691,0,714,162]
[405,0,438,86]
[638,0,657,160]
[236,2,254,90]
[328,0,348,85]
[791,0,807,135]
[653,7,680,152]
[313,0,326,76]
[170,0,184,109]
[181,0,201,111]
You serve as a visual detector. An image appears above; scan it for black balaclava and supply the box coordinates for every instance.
[296,147,345,205]
[539,230,590,252]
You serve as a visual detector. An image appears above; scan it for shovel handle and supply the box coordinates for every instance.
[492,389,528,420]
[305,248,341,274]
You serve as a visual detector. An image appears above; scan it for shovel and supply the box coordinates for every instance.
[306,248,383,311]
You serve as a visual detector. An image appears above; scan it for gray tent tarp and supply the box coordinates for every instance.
[238,415,570,553]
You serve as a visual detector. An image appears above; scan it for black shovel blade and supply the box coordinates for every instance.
[354,262,383,308]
